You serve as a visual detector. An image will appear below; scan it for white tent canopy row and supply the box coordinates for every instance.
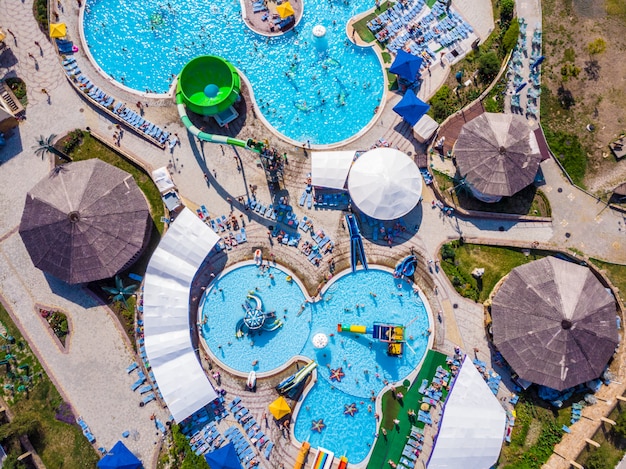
[143,208,220,422]
[428,356,507,469]
[311,151,356,190]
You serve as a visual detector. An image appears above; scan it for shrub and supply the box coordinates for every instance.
[587,38,607,55]
[500,0,515,25]
[501,20,519,56]
[585,442,620,469]
[442,244,456,261]
[478,52,500,82]
[62,129,83,154]
[32,0,48,31]
[5,78,26,101]
[429,85,456,122]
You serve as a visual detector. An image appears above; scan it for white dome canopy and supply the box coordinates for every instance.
[348,148,422,220]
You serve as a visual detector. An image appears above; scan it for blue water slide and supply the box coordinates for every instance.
[346,215,368,272]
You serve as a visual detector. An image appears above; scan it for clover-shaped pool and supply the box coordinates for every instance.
[83,0,384,144]
[200,264,431,462]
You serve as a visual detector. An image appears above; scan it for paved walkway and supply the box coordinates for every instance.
[0,0,625,466]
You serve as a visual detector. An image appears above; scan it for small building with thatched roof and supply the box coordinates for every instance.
[454,113,542,203]
[491,256,618,391]
[19,160,152,284]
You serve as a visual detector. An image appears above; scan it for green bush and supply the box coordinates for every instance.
[500,0,515,25]
[585,442,620,469]
[502,21,519,56]
[5,78,26,103]
[442,244,456,261]
[429,85,456,122]
[62,129,83,154]
[32,0,48,31]
[587,38,607,55]
[478,52,500,82]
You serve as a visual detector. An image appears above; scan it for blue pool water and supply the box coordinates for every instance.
[200,265,431,462]
[83,0,385,144]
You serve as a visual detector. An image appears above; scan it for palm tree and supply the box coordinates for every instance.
[102,275,138,308]
[32,134,71,162]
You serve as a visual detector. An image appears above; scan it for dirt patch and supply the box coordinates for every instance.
[525,418,543,448]
[541,0,626,194]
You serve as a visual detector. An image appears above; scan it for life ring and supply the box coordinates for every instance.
[72,45,79,52]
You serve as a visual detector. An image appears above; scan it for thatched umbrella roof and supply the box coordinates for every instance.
[454,113,542,198]
[19,160,151,284]
[613,182,626,196]
[491,256,618,391]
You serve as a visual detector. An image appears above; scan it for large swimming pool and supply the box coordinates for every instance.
[200,264,431,462]
[83,0,385,144]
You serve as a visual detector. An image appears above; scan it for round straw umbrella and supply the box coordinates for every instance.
[454,113,542,200]
[491,257,618,391]
[347,148,422,220]
[19,160,151,284]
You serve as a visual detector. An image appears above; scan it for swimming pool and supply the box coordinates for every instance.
[83,0,385,144]
[200,264,431,462]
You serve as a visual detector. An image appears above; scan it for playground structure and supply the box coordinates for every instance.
[175,55,267,151]
[346,215,368,272]
[235,293,283,337]
[337,323,405,356]
[311,447,335,469]
[293,441,310,469]
[394,255,417,278]
[276,361,317,399]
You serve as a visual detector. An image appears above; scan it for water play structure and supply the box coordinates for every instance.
[246,370,257,391]
[346,215,368,272]
[175,55,263,150]
[337,455,348,469]
[254,249,263,266]
[394,255,418,278]
[235,293,282,337]
[294,441,311,469]
[276,361,317,399]
[337,323,405,356]
[311,447,335,469]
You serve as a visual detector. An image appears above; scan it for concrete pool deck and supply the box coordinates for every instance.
[2,0,626,466]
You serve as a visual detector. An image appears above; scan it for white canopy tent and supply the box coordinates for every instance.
[143,208,220,422]
[347,148,422,220]
[152,166,176,194]
[413,114,439,143]
[428,356,507,469]
[311,151,355,189]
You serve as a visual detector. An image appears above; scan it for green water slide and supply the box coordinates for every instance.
[175,55,263,151]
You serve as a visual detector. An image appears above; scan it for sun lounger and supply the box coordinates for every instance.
[142,393,156,405]
[84,431,96,443]
[139,384,153,394]
[131,377,145,391]
[299,191,307,206]
[77,417,89,431]
[126,362,138,373]
[306,192,313,209]
[402,447,417,460]
[400,457,416,468]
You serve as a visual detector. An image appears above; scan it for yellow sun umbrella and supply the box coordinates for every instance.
[276,1,295,19]
[268,396,291,420]
[49,23,67,38]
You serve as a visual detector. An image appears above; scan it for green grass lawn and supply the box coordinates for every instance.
[67,131,165,234]
[498,394,568,469]
[432,171,551,217]
[590,258,626,304]
[0,303,99,468]
[439,242,547,302]
[368,350,449,468]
